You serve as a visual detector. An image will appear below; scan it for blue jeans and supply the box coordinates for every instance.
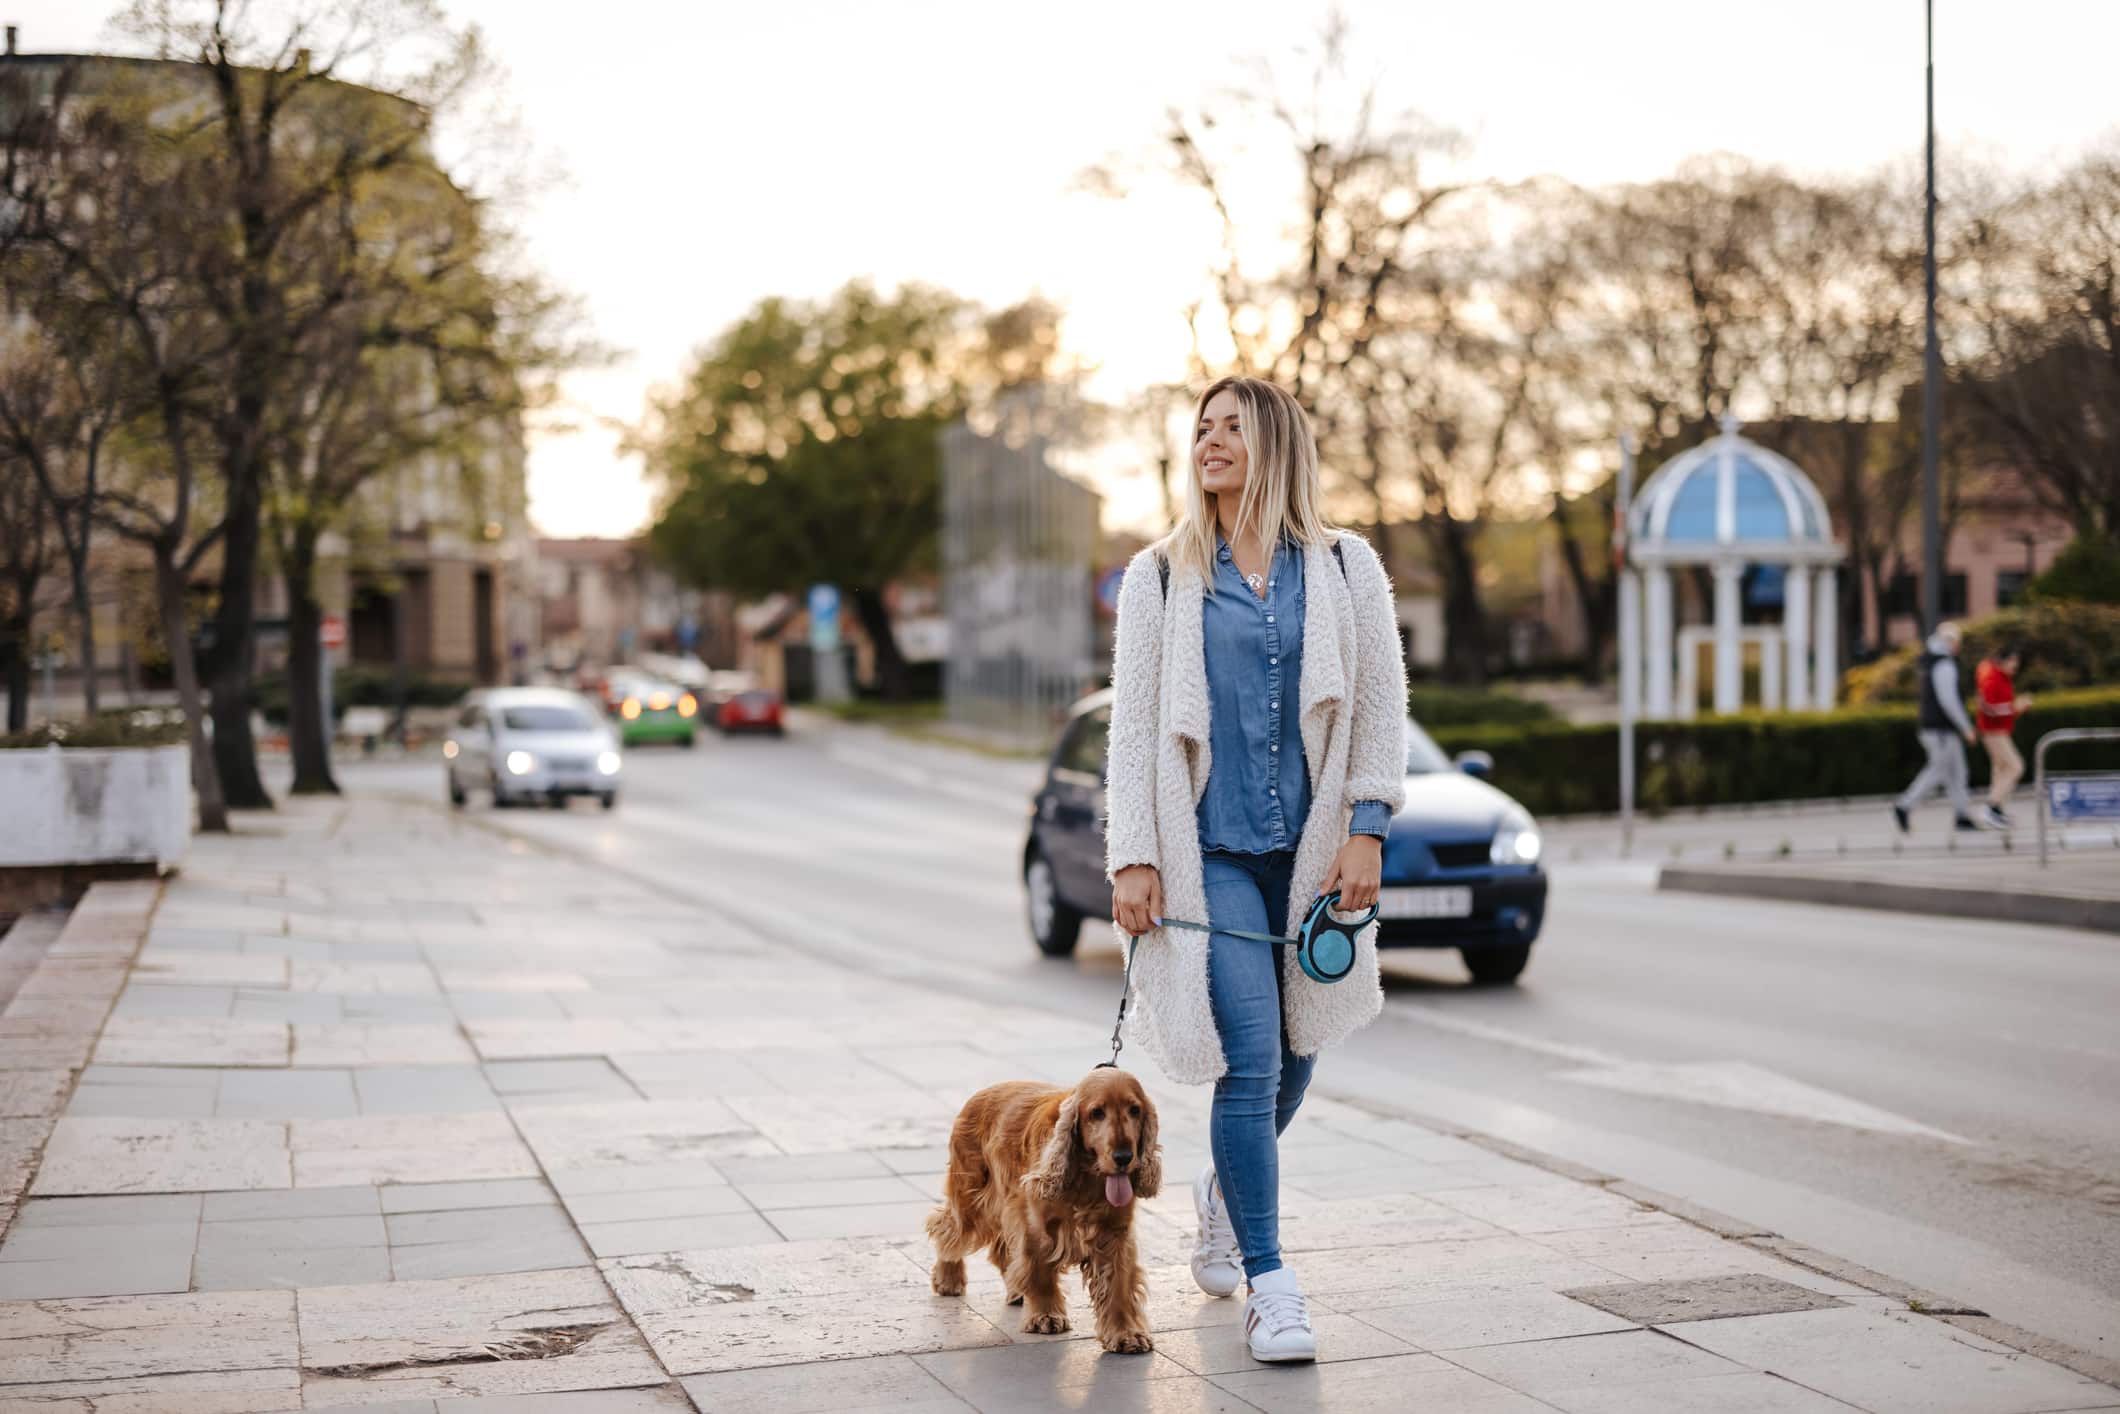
[1203,848,1316,1279]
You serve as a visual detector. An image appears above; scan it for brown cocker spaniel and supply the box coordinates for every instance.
[925,1068,1161,1353]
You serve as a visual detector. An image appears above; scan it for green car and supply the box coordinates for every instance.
[607,675,698,747]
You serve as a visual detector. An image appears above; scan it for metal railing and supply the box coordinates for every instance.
[2033,727,2120,867]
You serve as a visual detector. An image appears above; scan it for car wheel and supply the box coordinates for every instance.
[548,795,568,811]
[1462,943,1532,986]
[1025,850,1083,957]
[447,772,466,808]
[680,733,696,749]
[600,792,618,811]
[490,774,513,809]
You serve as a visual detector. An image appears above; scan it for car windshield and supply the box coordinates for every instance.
[500,705,596,732]
[1404,718,1452,775]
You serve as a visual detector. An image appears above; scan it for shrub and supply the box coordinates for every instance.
[2027,532,2120,605]
[1429,686,2120,816]
[1,707,189,750]
[1842,601,2120,705]
[1406,685,1556,727]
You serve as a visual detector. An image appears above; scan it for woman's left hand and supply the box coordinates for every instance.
[1320,835,1384,913]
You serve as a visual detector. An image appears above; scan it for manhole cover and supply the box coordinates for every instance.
[1561,1273,1844,1325]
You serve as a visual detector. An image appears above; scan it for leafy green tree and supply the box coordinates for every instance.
[645,282,1049,699]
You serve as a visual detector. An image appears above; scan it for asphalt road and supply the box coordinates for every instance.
[339,720,2120,1364]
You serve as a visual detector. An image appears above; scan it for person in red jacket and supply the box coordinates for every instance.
[1975,644,2028,828]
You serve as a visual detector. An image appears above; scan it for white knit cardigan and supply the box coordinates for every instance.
[1103,530,1409,1086]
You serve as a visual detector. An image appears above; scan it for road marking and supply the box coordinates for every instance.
[1556,1059,1967,1143]
[1391,1003,1964,1143]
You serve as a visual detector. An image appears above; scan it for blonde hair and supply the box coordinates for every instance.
[1158,376,1334,585]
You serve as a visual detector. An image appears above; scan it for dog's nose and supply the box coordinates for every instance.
[1113,1145,1135,1169]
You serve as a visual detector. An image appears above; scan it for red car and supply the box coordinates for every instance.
[706,672,783,734]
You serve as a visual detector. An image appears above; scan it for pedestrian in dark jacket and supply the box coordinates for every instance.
[1892,622,1990,834]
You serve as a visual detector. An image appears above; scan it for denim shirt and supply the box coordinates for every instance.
[1196,537,1393,854]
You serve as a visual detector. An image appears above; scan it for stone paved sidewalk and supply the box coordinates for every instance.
[0,795,2114,1412]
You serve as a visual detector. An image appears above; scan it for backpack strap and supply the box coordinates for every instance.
[1157,538,1347,603]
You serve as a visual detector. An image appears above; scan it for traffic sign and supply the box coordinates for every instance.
[320,614,347,651]
[1095,566,1126,616]
[807,584,840,653]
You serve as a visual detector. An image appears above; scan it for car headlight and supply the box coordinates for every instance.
[442,740,458,760]
[596,750,621,776]
[677,693,697,718]
[620,698,641,720]
[1491,813,1542,866]
[505,750,536,776]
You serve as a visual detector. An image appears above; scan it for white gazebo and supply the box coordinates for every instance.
[1619,419,1845,718]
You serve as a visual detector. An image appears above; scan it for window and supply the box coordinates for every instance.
[1884,572,1967,617]
[500,705,596,732]
[1057,707,1111,778]
[1997,571,2028,608]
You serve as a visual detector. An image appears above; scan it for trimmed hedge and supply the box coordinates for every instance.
[250,667,473,726]
[1406,685,1556,727]
[1426,686,2120,817]
[1843,601,2120,705]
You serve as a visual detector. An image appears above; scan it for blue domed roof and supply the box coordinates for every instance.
[1630,423,1833,554]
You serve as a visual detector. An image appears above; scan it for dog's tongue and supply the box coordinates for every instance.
[1105,1173,1134,1207]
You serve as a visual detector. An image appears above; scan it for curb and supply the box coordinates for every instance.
[1658,865,2120,934]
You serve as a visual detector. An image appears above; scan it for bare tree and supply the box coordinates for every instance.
[107,0,488,809]
[0,424,58,731]
[1952,144,2120,539]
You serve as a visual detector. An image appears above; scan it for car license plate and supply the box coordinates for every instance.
[1377,886,1473,920]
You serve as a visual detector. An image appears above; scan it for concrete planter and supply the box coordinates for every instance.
[0,744,191,868]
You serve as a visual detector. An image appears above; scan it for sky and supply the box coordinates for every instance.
[9,1,2118,538]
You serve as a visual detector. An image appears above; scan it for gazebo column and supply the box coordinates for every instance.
[1645,566,1673,718]
[1814,565,1839,708]
[1784,565,1811,711]
[1712,560,1742,714]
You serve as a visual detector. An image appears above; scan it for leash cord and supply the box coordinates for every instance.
[1095,916,1278,1070]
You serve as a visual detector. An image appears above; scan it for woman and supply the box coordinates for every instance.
[1975,643,2028,827]
[1104,375,1406,1363]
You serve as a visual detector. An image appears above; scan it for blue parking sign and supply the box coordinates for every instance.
[2048,776,2120,821]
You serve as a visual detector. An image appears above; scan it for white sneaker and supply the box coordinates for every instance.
[1190,1165,1243,1298]
[1243,1266,1316,1362]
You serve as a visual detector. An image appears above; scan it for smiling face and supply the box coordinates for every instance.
[1193,388,1249,502]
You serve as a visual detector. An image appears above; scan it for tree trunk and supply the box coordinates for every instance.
[1551,497,1610,686]
[206,454,271,810]
[1430,516,1489,687]
[847,584,911,700]
[3,606,30,733]
[156,549,227,833]
[284,536,338,795]
[68,551,99,715]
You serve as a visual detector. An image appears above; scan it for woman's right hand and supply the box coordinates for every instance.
[1113,864,1163,936]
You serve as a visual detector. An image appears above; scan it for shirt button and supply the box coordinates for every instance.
[1269,787,1277,794]
[1266,615,1275,623]
[1270,744,1279,752]
[1269,657,1277,664]
[1270,701,1278,709]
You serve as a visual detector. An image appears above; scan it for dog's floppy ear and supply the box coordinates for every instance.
[1024,1089,1082,1199]
[1133,1089,1162,1200]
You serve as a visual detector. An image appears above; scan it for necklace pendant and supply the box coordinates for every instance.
[1244,572,1265,593]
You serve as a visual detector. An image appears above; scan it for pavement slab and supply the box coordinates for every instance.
[293,1266,664,1405]
[5,792,2112,1412]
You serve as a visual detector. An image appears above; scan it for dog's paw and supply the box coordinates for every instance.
[1021,1311,1071,1335]
[930,1262,965,1297]
[1100,1328,1154,1354]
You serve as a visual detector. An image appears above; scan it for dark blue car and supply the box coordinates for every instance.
[1023,689,1549,984]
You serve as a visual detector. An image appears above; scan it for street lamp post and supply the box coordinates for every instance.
[1919,0,1943,634]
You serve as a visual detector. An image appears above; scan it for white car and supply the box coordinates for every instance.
[444,688,623,811]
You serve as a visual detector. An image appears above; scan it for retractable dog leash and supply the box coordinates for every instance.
[1096,892,1379,1068]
